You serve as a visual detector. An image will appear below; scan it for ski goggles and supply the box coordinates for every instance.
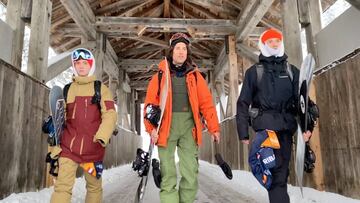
[72,48,92,61]
[169,33,190,46]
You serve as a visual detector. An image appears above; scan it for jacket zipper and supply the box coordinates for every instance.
[85,98,88,119]
[69,136,75,152]
[72,103,77,119]
[80,137,84,155]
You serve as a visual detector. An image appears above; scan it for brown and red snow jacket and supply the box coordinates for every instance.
[60,76,117,163]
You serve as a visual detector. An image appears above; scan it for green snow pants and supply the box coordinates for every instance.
[158,112,199,203]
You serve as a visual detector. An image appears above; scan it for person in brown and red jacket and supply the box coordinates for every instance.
[50,48,117,203]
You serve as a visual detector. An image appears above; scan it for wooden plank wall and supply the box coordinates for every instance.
[0,59,49,199]
[314,52,360,199]
[199,118,250,171]
[0,59,142,198]
[104,128,142,167]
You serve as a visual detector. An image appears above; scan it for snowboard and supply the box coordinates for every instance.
[49,85,65,146]
[295,54,315,197]
[134,58,170,203]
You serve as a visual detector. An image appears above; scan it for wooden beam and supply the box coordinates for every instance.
[119,58,215,66]
[142,3,164,17]
[27,0,52,81]
[214,1,273,79]
[60,0,96,40]
[170,1,198,18]
[345,0,360,11]
[236,43,259,63]
[223,0,242,10]
[164,0,170,18]
[299,0,325,190]
[96,17,236,29]
[185,1,218,19]
[6,0,26,68]
[236,0,275,42]
[127,36,168,48]
[121,45,164,57]
[95,32,105,79]
[118,0,158,17]
[60,0,119,77]
[95,0,143,15]
[226,35,238,117]
[20,0,32,23]
[281,0,302,68]
[300,0,322,62]
[260,18,282,31]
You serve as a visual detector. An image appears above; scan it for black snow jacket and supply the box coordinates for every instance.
[236,54,300,140]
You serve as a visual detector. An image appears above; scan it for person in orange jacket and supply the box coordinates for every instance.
[143,33,220,203]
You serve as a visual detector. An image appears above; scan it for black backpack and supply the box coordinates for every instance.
[255,62,294,86]
[63,80,102,109]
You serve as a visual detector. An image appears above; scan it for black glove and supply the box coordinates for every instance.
[215,153,233,180]
[152,158,162,188]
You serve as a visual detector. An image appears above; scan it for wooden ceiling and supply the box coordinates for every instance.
[1,0,337,91]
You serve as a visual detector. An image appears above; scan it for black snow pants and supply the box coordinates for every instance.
[268,130,293,203]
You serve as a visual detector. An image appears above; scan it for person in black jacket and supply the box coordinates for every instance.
[236,28,312,203]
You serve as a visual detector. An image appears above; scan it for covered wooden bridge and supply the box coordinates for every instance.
[0,0,360,201]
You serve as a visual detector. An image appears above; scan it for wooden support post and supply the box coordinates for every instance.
[226,35,238,117]
[281,0,303,68]
[6,0,26,69]
[95,32,105,79]
[21,0,32,23]
[281,0,303,185]
[27,0,52,81]
[135,101,141,135]
[298,0,325,191]
[117,70,130,129]
[215,80,226,121]
[130,89,136,131]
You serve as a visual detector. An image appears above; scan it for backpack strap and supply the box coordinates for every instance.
[157,70,163,97]
[92,80,102,109]
[286,62,293,82]
[63,83,72,103]
[255,64,264,88]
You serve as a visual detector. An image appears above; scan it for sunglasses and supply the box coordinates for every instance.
[72,49,92,61]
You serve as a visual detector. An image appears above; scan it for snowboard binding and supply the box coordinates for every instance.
[145,104,161,127]
[132,148,150,177]
[42,116,56,146]
[45,152,59,177]
[304,142,316,173]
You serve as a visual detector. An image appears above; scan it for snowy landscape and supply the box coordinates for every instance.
[1,161,359,203]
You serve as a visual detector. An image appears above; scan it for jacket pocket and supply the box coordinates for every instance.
[66,102,76,120]
[82,134,103,156]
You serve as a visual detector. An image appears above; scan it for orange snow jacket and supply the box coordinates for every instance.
[144,59,220,147]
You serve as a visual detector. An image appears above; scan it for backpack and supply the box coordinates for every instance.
[63,80,102,109]
[255,62,294,87]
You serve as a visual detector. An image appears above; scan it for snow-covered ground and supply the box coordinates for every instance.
[2,161,359,203]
